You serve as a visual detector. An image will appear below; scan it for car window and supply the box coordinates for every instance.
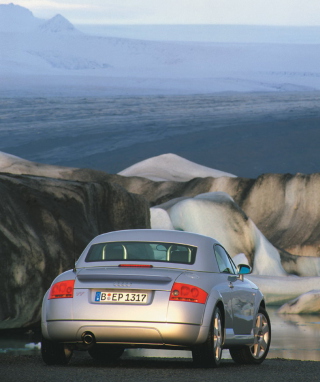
[214,245,235,274]
[85,241,197,265]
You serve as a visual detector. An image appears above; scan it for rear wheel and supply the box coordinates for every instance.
[229,307,271,364]
[41,336,73,365]
[88,344,125,363]
[192,306,223,367]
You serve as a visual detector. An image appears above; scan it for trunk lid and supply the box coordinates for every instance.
[73,266,183,322]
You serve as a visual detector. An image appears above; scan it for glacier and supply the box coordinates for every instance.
[2,3,320,96]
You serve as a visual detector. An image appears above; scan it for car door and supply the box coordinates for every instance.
[214,245,255,336]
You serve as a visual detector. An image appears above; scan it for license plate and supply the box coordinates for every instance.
[94,291,149,304]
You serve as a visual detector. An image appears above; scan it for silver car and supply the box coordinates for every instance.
[41,229,271,367]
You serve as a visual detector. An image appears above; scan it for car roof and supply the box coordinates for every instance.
[76,229,221,272]
[91,229,219,246]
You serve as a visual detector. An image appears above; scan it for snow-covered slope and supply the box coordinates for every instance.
[0,3,43,32]
[38,14,80,34]
[1,4,320,95]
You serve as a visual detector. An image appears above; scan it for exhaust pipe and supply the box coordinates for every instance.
[81,331,95,346]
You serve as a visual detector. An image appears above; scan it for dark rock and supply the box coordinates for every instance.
[0,172,150,329]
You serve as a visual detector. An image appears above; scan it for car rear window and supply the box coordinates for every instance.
[85,241,197,265]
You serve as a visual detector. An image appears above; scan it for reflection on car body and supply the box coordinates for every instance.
[41,229,271,367]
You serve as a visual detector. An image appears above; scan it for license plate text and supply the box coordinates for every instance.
[94,291,148,304]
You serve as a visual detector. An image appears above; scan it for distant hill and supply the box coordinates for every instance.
[0,3,43,31]
[38,14,80,34]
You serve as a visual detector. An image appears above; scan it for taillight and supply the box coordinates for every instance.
[49,280,75,299]
[170,282,208,304]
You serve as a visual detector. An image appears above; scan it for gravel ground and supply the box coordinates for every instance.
[1,352,319,382]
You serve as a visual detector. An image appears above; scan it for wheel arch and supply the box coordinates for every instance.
[259,299,266,310]
[202,289,224,327]
[41,289,50,339]
[195,290,225,345]
[254,298,266,319]
[214,300,226,346]
[215,300,225,328]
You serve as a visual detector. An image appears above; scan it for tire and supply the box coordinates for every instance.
[229,306,271,365]
[88,344,125,364]
[41,336,73,365]
[192,305,223,368]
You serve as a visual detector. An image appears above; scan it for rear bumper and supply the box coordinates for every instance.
[42,320,202,347]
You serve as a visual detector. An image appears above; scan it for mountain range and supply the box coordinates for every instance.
[1,3,320,96]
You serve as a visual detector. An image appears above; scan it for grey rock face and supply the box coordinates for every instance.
[0,173,150,329]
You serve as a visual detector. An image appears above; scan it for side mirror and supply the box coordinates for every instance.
[237,264,252,280]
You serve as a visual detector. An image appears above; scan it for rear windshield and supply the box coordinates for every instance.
[85,241,197,265]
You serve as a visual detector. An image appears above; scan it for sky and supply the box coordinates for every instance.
[2,0,320,25]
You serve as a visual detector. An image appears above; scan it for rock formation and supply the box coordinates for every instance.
[116,160,320,272]
[0,161,150,329]
[112,154,320,279]
[2,151,320,321]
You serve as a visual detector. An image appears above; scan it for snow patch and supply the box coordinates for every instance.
[151,191,286,276]
[119,153,236,181]
[248,276,320,306]
[0,151,75,178]
[278,290,320,314]
[150,208,174,230]
[232,253,249,266]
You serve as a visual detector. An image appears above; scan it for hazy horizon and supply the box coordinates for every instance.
[76,23,320,44]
